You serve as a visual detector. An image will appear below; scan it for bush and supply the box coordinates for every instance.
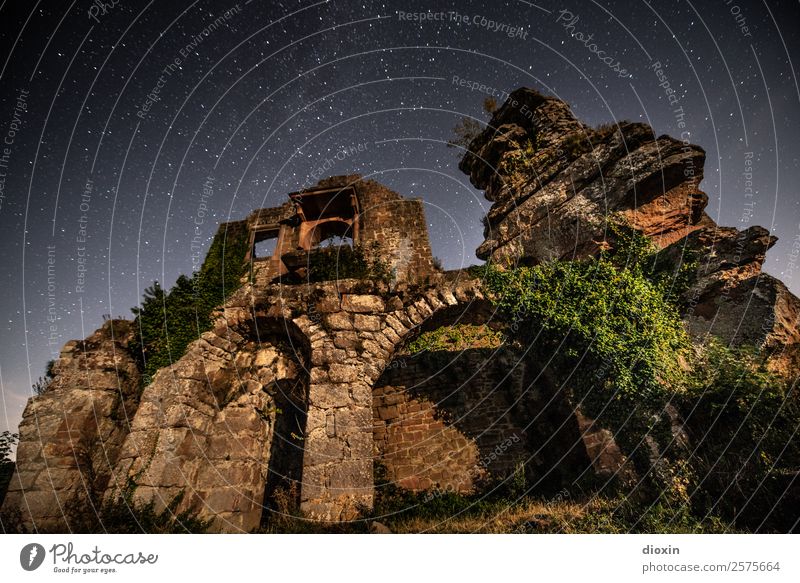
[303,242,391,283]
[129,222,250,380]
[500,138,538,175]
[0,431,17,507]
[477,255,689,449]
[683,341,800,531]
[31,360,55,396]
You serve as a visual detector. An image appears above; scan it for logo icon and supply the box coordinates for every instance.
[20,543,46,571]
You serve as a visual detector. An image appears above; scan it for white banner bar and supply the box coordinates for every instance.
[1,534,797,582]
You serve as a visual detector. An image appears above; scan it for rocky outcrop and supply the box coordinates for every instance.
[461,88,710,265]
[461,87,799,372]
[4,87,798,534]
[657,225,800,374]
[2,320,141,532]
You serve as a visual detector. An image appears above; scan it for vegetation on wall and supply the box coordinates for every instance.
[469,217,798,531]
[303,242,392,283]
[403,324,504,355]
[129,222,250,381]
[500,138,540,176]
[475,251,689,446]
[58,488,212,534]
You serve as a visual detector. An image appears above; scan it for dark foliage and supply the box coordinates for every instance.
[0,431,17,507]
[129,222,250,380]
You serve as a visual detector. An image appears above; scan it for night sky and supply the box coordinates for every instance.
[0,0,799,435]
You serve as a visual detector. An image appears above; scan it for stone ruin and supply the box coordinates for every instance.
[3,89,799,532]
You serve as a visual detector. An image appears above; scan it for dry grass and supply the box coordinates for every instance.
[381,499,589,534]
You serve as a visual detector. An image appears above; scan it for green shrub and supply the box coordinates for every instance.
[683,341,800,531]
[477,255,689,447]
[303,242,391,283]
[607,219,699,303]
[500,138,539,175]
[0,431,17,507]
[130,222,250,380]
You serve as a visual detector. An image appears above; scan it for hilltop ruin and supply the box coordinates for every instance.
[3,88,798,533]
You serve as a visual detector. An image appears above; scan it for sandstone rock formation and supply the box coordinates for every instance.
[461,87,800,370]
[2,320,141,532]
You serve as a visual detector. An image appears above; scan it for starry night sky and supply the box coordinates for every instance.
[0,0,798,435]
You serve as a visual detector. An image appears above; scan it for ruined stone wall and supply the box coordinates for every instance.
[372,348,529,493]
[353,178,436,282]
[247,176,436,286]
[2,320,141,532]
[246,205,295,285]
[104,307,309,533]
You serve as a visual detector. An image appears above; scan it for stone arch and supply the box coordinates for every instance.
[373,285,530,494]
[106,308,311,533]
[371,279,601,498]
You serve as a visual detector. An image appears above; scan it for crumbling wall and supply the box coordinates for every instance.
[1,320,141,532]
[351,177,437,282]
[105,308,309,533]
[247,176,437,287]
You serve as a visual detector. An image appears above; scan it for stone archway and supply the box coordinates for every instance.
[297,278,491,520]
[372,298,530,495]
[296,276,629,521]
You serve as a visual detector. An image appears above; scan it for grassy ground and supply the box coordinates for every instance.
[260,490,734,534]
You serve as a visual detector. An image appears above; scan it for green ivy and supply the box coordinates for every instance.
[683,340,800,531]
[607,219,699,304]
[129,222,250,380]
[476,254,689,445]
[500,138,539,175]
[303,242,392,283]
